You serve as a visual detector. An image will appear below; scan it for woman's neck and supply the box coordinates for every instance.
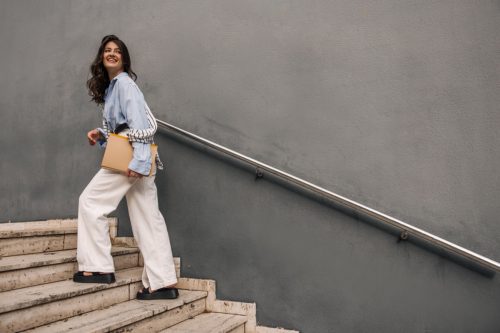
[107,69,124,81]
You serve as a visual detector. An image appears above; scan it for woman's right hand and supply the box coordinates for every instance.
[87,129,101,145]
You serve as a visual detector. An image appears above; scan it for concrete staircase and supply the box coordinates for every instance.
[0,219,298,333]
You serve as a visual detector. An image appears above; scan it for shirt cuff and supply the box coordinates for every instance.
[96,128,107,149]
[128,142,152,175]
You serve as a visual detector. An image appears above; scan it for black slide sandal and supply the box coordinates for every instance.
[73,271,116,284]
[136,286,179,300]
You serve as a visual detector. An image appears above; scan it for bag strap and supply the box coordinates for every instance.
[113,123,129,134]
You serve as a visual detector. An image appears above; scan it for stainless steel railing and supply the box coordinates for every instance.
[156,119,500,273]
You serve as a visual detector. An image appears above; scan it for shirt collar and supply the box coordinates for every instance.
[105,72,128,100]
[110,71,128,82]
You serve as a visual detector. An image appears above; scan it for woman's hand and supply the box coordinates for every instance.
[127,169,143,179]
[87,129,101,146]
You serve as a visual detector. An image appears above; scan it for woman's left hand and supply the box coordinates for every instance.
[127,169,143,179]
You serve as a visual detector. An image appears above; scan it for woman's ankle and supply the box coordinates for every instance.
[82,271,112,276]
[150,283,177,292]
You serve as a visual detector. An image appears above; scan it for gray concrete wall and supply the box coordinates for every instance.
[1,1,499,332]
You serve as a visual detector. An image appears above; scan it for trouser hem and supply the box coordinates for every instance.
[78,265,115,273]
[147,277,178,291]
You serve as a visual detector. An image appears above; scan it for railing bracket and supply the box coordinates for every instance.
[255,168,264,180]
[397,230,409,243]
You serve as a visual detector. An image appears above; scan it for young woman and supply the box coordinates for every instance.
[73,35,178,300]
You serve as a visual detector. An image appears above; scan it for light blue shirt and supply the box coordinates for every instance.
[98,72,152,175]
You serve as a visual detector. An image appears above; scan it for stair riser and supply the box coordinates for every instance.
[0,234,77,256]
[0,253,140,292]
[112,298,206,333]
[212,300,257,333]
[0,284,132,332]
[160,313,247,333]
[128,281,142,296]
[0,262,74,292]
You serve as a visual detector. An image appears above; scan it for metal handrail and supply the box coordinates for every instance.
[156,119,500,273]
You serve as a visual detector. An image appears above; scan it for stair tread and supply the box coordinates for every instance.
[162,312,247,333]
[0,246,139,272]
[23,290,207,333]
[0,266,143,313]
[0,219,78,238]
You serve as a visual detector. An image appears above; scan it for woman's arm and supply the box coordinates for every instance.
[87,117,107,147]
[126,102,157,143]
[118,81,152,176]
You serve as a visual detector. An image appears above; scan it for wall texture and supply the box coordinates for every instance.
[1,1,499,332]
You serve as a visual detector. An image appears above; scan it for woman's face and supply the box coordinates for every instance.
[102,41,124,73]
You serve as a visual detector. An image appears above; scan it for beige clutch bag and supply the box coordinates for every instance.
[101,133,157,176]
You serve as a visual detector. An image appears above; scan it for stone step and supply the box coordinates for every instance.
[0,266,144,313]
[0,219,78,238]
[23,290,207,333]
[0,246,158,292]
[0,220,299,332]
[162,312,247,333]
[0,266,144,332]
[0,231,78,257]
[0,218,117,256]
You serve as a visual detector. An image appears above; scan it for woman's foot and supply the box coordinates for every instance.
[73,271,116,284]
[138,283,177,293]
[137,284,179,300]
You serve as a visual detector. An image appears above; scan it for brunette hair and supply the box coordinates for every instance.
[86,35,137,105]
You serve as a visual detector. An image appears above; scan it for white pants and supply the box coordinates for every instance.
[76,168,178,290]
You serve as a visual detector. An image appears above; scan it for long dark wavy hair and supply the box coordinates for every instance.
[87,35,137,105]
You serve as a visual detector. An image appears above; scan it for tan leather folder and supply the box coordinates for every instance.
[101,133,157,176]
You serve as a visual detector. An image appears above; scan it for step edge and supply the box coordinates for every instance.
[0,266,143,313]
[0,218,117,239]
[0,247,140,272]
[210,299,257,333]
[22,291,208,333]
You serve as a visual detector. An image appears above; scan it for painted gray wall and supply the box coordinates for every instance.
[1,1,499,332]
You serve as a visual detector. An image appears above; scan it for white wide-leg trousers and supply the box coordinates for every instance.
[76,168,178,290]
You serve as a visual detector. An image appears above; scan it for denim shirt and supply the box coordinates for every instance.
[96,72,162,175]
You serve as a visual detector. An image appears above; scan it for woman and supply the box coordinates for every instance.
[73,35,178,300]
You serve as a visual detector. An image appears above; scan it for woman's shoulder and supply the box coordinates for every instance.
[115,73,142,94]
[115,72,137,86]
